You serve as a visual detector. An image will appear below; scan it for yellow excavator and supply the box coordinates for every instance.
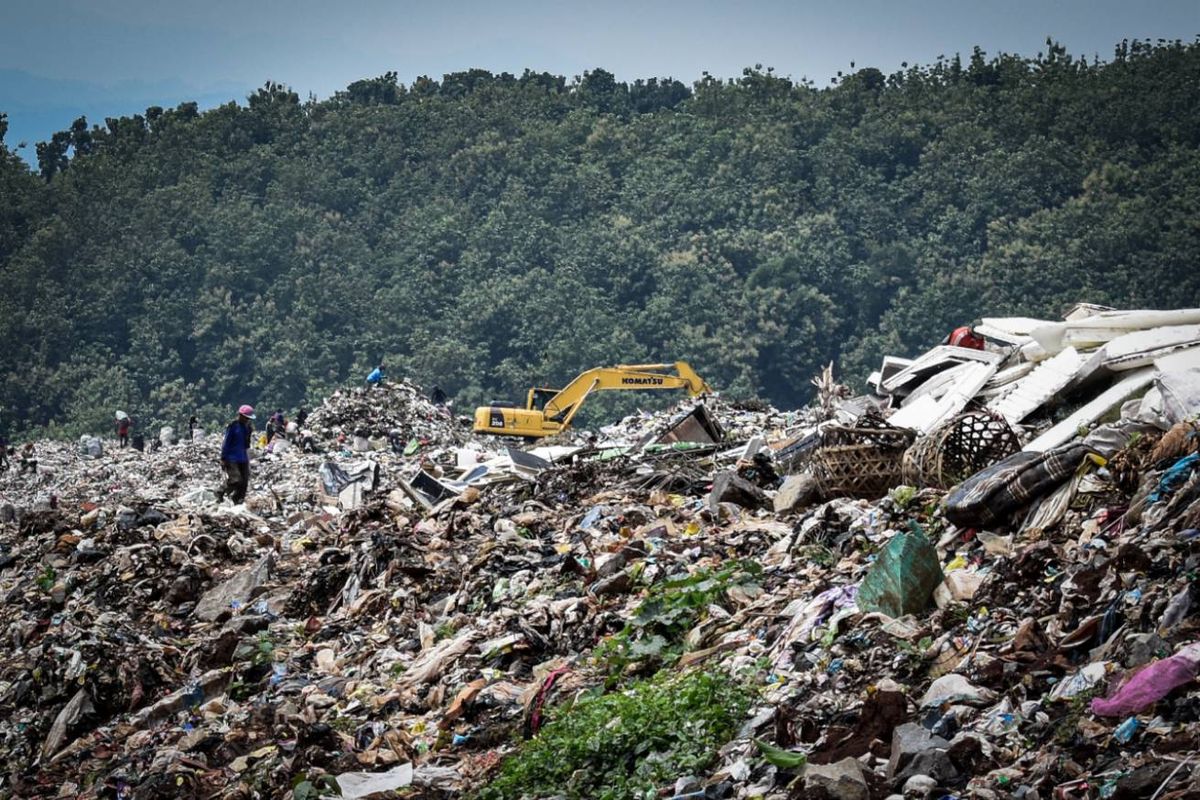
[473,361,713,438]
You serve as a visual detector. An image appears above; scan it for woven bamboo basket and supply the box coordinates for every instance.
[805,411,916,499]
[903,410,1019,490]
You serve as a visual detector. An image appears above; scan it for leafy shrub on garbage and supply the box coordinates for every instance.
[36,565,56,593]
[594,560,762,679]
[477,668,753,800]
[292,773,340,800]
[1053,687,1105,745]
[797,544,835,567]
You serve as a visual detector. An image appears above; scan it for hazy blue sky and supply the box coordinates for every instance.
[2,0,1197,157]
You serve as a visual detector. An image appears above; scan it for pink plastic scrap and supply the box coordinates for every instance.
[1090,643,1200,717]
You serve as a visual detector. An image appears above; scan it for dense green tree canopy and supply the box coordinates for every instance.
[2,40,1200,438]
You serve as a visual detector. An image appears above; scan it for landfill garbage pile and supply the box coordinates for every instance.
[305,382,465,451]
[1,307,1199,800]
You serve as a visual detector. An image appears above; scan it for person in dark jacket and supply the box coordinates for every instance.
[0,434,8,470]
[266,409,285,443]
[220,405,255,504]
[188,415,200,442]
[18,442,36,475]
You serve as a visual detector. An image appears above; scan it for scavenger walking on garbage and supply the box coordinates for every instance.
[0,434,7,470]
[219,404,255,504]
[188,415,199,442]
[265,409,285,443]
[366,363,385,387]
[18,442,36,474]
[115,412,132,447]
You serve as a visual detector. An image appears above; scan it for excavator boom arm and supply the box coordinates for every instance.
[542,362,711,420]
[473,361,712,438]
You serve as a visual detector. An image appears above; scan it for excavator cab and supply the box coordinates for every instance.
[526,388,560,412]
[528,387,576,422]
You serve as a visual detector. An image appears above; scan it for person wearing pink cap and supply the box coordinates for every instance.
[219,404,256,504]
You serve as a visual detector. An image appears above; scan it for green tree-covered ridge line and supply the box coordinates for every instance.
[2,38,1199,438]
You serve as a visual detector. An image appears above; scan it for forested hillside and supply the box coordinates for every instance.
[2,39,1200,437]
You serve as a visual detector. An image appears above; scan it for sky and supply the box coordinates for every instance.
[2,0,1198,161]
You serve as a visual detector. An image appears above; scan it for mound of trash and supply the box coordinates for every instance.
[306,380,464,450]
[1,306,1200,800]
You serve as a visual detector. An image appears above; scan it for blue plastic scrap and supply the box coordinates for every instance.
[1113,716,1140,743]
[1149,453,1200,503]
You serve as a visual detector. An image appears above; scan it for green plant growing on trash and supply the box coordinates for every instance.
[817,625,838,648]
[227,680,256,702]
[798,545,835,567]
[594,560,762,680]
[292,773,340,800]
[252,633,276,667]
[476,668,753,800]
[1052,687,1104,745]
[944,603,972,627]
[894,635,933,670]
[36,565,56,593]
[888,485,917,510]
[330,715,358,733]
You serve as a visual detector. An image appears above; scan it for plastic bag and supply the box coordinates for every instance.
[1091,644,1200,716]
[857,523,945,618]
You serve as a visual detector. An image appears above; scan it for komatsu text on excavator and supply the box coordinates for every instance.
[473,362,712,438]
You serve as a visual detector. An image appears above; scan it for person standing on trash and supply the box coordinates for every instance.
[188,415,200,442]
[116,414,132,447]
[219,405,255,504]
[18,442,36,475]
[295,406,308,428]
[267,409,285,443]
[942,325,986,350]
[0,434,8,471]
